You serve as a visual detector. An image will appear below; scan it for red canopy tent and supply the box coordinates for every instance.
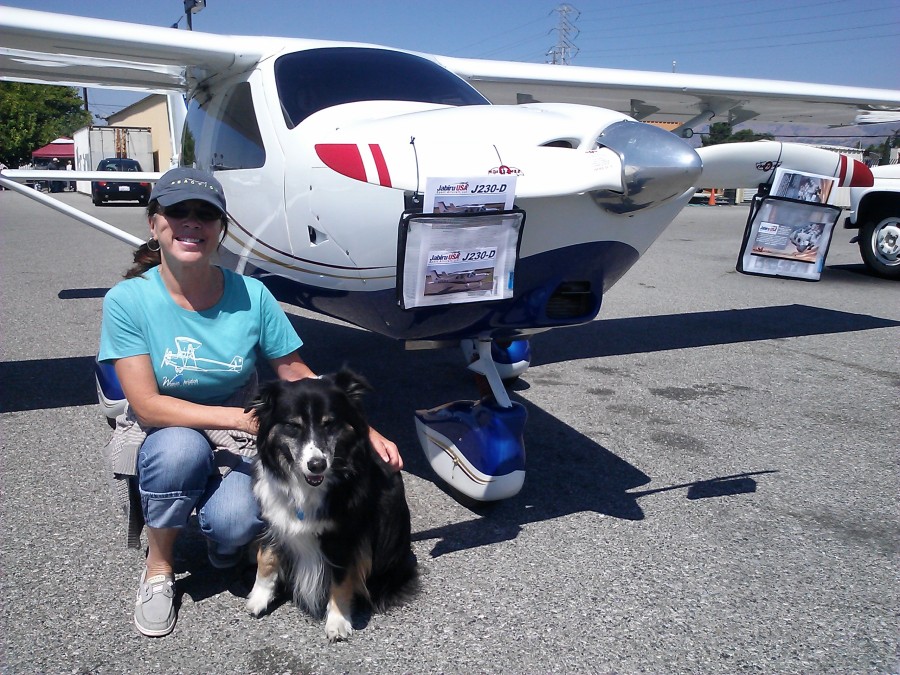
[31,138,75,161]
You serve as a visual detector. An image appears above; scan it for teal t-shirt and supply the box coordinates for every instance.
[99,266,302,405]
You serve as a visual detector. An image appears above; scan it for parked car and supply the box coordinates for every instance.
[91,157,150,206]
[25,158,56,192]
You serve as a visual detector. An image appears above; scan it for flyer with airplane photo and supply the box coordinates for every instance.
[423,176,516,214]
[399,176,522,308]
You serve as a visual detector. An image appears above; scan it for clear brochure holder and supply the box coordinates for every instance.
[397,209,526,309]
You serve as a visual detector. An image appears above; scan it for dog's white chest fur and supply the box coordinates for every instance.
[249,470,334,615]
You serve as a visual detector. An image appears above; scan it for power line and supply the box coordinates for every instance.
[578,30,900,61]
[445,16,547,56]
[579,3,894,37]
[578,20,900,58]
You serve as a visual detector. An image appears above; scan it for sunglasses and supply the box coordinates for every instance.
[162,203,224,222]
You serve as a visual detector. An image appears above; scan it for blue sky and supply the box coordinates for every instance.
[3,0,899,120]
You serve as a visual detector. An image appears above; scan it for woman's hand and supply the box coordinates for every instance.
[237,408,260,436]
[369,427,403,472]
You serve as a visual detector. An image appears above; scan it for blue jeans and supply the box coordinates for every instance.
[137,427,264,555]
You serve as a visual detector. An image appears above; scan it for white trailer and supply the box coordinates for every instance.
[73,125,153,195]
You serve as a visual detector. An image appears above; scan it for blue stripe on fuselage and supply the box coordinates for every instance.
[255,240,639,341]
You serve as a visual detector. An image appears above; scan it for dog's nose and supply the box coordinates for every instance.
[307,457,327,474]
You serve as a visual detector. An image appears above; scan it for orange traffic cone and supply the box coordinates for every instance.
[708,188,716,206]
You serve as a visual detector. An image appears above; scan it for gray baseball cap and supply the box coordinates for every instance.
[150,167,226,211]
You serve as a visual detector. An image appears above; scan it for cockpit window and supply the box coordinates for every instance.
[275,47,490,128]
[182,81,265,171]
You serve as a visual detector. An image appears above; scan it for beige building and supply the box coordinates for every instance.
[106,94,174,171]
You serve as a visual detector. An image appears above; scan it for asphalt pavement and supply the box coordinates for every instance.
[1,190,897,674]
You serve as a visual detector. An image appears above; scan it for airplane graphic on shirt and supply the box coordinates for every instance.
[161,337,243,375]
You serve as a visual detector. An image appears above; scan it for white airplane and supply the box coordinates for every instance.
[425,269,493,293]
[2,6,898,500]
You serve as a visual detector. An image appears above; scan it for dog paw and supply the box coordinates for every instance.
[246,572,278,616]
[246,587,273,616]
[325,614,353,642]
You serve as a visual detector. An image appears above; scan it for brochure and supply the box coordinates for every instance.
[398,176,523,308]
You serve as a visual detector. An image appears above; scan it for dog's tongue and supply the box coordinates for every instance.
[305,474,324,487]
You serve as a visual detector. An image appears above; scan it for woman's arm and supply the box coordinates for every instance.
[114,354,257,433]
[269,351,317,381]
[267,351,403,471]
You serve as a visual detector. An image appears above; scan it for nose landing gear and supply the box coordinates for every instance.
[415,338,529,501]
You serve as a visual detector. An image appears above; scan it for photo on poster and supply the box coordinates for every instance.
[751,219,828,264]
[772,168,836,204]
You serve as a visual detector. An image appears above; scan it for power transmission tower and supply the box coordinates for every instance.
[547,4,580,65]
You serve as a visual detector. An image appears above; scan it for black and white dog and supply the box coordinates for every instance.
[246,370,417,641]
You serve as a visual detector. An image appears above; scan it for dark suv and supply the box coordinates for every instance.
[91,158,150,206]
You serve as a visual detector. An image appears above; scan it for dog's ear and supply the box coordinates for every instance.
[245,380,281,413]
[332,368,372,402]
[245,380,283,437]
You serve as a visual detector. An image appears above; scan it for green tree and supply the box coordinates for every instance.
[863,131,900,166]
[701,121,774,146]
[0,82,92,167]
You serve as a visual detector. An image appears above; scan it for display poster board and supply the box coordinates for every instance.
[736,195,842,281]
[398,176,523,309]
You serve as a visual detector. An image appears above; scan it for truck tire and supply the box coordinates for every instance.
[858,213,900,279]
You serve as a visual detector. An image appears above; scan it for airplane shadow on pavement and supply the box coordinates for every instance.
[4,301,895,415]
[527,303,900,365]
[3,301,895,558]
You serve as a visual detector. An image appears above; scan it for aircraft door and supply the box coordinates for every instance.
[183,73,292,275]
[261,65,376,290]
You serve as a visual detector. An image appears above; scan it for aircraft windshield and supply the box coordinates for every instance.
[275,47,489,127]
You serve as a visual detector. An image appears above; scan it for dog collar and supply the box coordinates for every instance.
[296,509,304,521]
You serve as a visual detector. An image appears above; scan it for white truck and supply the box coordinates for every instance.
[844,163,900,279]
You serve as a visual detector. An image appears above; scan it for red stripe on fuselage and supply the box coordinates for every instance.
[315,144,366,182]
[369,144,392,188]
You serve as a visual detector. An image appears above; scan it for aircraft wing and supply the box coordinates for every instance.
[436,56,900,128]
[2,4,898,130]
[0,6,266,92]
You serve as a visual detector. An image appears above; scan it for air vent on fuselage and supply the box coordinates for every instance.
[540,140,575,149]
[545,281,593,319]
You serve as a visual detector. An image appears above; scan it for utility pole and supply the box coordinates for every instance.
[183,0,206,30]
[547,4,580,65]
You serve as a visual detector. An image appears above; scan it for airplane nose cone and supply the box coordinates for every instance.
[592,120,702,214]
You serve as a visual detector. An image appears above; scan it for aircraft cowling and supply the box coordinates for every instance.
[310,102,703,213]
[309,102,646,199]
